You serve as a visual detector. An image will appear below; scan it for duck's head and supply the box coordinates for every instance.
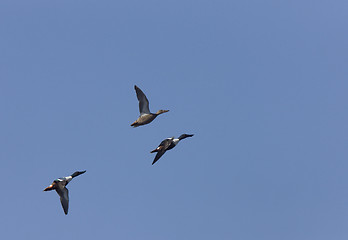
[156,109,169,115]
[43,183,56,191]
[178,134,194,140]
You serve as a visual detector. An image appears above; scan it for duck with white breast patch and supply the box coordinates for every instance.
[44,170,86,215]
[150,134,194,165]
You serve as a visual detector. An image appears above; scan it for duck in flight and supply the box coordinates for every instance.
[131,85,169,127]
[44,170,86,215]
[150,134,194,165]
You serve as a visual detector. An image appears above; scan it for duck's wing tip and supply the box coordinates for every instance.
[152,150,166,165]
[134,86,150,114]
[59,188,69,215]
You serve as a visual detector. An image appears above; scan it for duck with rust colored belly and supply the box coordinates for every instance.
[151,134,194,165]
[44,170,86,215]
[131,85,169,127]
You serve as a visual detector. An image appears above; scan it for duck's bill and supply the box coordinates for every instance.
[43,185,54,191]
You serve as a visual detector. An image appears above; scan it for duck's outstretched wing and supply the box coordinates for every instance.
[135,85,150,114]
[152,139,173,165]
[57,187,69,215]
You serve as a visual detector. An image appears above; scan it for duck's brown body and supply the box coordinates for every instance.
[131,85,169,127]
[131,110,168,127]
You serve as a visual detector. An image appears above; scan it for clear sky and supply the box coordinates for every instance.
[1,0,348,239]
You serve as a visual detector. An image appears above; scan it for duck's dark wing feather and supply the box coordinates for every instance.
[56,187,69,215]
[134,85,150,114]
[152,139,173,165]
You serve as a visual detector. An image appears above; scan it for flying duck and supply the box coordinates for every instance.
[44,170,86,215]
[131,85,169,127]
[150,134,194,165]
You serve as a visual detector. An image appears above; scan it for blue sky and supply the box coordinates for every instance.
[1,0,348,239]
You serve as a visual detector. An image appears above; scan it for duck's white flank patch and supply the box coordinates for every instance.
[173,139,180,145]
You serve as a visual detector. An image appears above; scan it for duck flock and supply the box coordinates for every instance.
[44,85,194,215]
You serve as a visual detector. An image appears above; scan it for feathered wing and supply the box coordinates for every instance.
[152,139,173,165]
[57,187,69,215]
[134,85,150,114]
